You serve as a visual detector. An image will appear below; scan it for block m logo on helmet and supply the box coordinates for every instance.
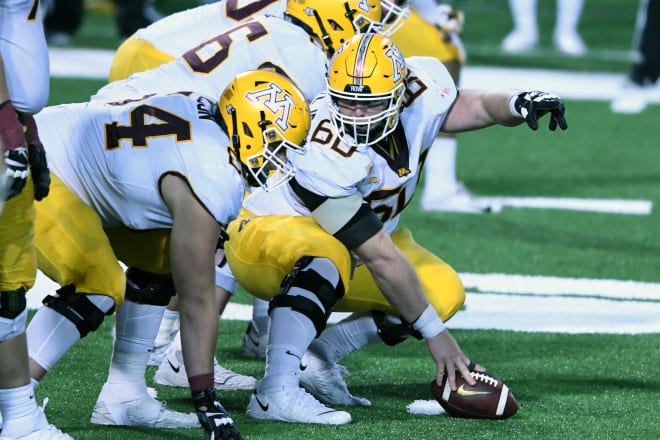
[245,82,295,132]
[385,45,406,84]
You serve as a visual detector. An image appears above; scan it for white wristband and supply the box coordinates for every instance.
[509,93,522,117]
[412,304,446,339]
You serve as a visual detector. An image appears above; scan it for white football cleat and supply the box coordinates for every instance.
[420,184,502,214]
[299,352,371,407]
[610,80,655,114]
[90,384,198,428]
[0,424,74,440]
[154,345,257,391]
[240,320,267,359]
[501,29,538,53]
[553,32,587,56]
[246,385,352,425]
[0,402,73,440]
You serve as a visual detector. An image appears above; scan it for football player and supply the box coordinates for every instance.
[223,33,567,423]
[22,70,310,440]
[389,1,502,213]
[107,0,408,83]
[239,1,498,359]
[92,0,395,387]
[0,0,67,438]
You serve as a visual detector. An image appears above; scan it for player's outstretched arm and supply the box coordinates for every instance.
[443,88,568,132]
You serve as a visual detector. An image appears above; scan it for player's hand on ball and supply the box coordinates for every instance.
[426,329,477,391]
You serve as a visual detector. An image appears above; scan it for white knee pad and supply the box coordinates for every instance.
[0,308,28,341]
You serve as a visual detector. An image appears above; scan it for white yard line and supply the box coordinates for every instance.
[49,47,660,104]
[480,197,653,215]
[27,271,660,334]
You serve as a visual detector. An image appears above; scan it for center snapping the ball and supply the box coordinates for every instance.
[430,370,518,419]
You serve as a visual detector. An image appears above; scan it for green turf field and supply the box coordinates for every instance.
[31,1,660,439]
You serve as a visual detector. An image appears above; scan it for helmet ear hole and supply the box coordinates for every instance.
[241,121,253,137]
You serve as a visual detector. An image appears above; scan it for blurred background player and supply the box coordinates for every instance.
[501,0,587,56]
[389,0,501,213]
[43,0,162,45]
[610,0,660,114]
[0,0,69,438]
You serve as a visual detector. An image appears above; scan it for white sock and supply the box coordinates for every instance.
[251,297,269,335]
[422,136,459,200]
[260,308,316,392]
[555,0,584,35]
[0,383,41,433]
[107,300,165,387]
[154,309,179,349]
[310,312,382,363]
[508,0,538,34]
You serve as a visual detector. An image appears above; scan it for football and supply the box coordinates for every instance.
[430,370,518,419]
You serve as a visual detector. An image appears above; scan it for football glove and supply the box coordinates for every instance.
[193,387,244,440]
[20,113,50,200]
[3,147,29,200]
[513,91,568,131]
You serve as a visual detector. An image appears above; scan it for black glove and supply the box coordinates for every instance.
[513,91,568,131]
[193,387,244,440]
[20,113,50,201]
[4,147,29,200]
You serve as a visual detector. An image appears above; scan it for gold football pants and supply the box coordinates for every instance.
[108,35,175,82]
[32,175,126,307]
[225,209,465,321]
[0,178,37,291]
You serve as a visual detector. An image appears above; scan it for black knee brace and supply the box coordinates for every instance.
[372,310,423,346]
[269,256,345,337]
[42,285,107,338]
[0,287,27,319]
[124,267,176,306]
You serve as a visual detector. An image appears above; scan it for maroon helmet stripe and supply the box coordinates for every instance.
[353,34,375,86]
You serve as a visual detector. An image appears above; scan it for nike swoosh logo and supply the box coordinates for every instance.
[255,394,269,412]
[456,384,491,397]
[285,350,301,361]
[167,358,180,373]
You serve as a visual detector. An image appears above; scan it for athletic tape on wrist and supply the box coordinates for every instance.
[412,304,446,339]
[509,93,523,117]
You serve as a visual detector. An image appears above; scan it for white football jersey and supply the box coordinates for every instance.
[244,56,457,233]
[36,92,244,230]
[134,0,286,57]
[93,15,327,103]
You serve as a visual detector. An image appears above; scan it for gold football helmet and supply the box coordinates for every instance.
[326,33,407,147]
[380,0,411,36]
[284,0,383,56]
[219,70,310,191]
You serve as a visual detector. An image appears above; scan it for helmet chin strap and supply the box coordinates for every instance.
[227,105,253,185]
